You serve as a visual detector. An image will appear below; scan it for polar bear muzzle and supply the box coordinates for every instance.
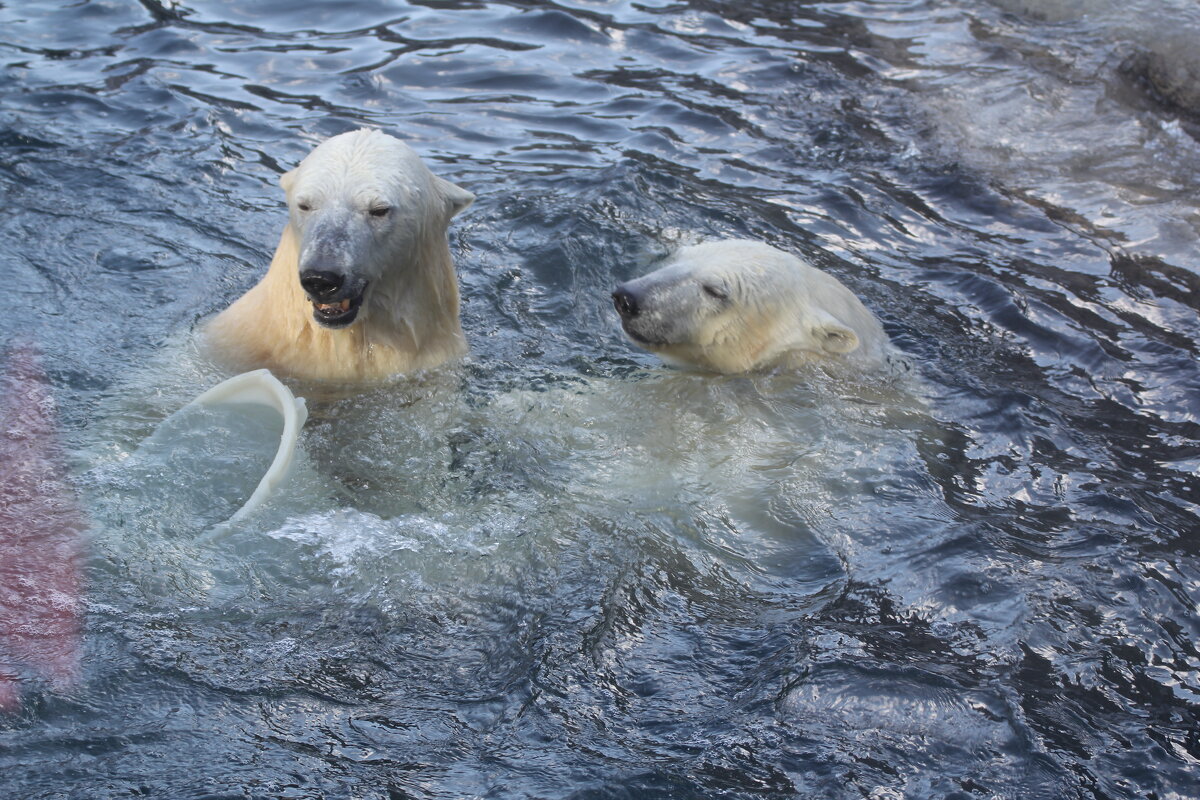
[612,282,669,346]
[611,285,646,334]
[299,269,368,329]
[295,206,374,329]
[612,272,712,348]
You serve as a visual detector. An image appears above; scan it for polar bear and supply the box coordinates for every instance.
[612,239,890,374]
[204,129,475,383]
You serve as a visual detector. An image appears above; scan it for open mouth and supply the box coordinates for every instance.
[311,292,364,328]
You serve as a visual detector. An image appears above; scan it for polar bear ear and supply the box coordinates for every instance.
[810,308,860,355]
[435,175,475,219]
[279,168,298,196]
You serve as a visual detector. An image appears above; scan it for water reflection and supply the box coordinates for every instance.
[0,345,84,712]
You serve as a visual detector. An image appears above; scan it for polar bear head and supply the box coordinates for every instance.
[611,240,888,374]
[280,129,474,329]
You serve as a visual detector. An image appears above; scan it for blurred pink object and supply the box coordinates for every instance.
[0,342,85,711]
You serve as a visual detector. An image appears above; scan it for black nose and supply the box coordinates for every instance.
[300,270,344,301]
[612,286,639,318]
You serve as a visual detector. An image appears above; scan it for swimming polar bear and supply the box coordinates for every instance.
[205,129,475,383]
[612,240,891,374]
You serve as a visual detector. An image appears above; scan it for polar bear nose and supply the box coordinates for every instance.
[612,286,640,318]
[300,270,345,301]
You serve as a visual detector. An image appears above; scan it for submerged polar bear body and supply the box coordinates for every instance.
[205,129,474,383]
[612,240,890,374]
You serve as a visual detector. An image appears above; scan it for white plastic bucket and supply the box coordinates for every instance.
[185,369,308,522]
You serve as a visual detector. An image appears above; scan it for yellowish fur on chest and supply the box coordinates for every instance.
[204,227,466,383]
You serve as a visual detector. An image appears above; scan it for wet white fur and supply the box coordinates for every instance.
[205,129,474,383]
[620,240,890,374]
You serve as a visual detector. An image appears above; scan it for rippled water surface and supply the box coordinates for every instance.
[2,1,1199,798]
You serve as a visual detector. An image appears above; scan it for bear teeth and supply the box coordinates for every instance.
[315,299,352,313]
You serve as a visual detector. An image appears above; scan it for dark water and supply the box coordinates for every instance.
[2,1,1199,798]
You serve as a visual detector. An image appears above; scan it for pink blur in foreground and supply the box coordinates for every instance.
[0,343,86,711]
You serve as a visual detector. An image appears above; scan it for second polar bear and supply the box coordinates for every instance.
[612,240,891,374]
[205,129,475,383]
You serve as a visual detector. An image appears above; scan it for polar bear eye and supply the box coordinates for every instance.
[368,206,391,218]
[702,283,729,301]
[297,202,312,212]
